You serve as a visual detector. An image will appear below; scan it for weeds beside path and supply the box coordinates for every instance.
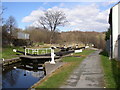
[100,51,120,88]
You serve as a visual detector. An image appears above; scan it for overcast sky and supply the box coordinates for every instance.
[3,0,119,32]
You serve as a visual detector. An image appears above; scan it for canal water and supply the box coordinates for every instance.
[2,60,46,88]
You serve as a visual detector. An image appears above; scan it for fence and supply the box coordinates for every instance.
[106,39,110,55]
[25,48,55,64]
[24,48,51,55]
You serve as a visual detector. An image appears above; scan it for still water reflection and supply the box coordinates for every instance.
[2,60,46,88]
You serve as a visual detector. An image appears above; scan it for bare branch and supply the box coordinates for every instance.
[6,16,17,35]
[37,10,67,31]
[37,9,67,43]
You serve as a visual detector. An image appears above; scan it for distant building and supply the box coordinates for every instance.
[13,32,31,46]
[17,32,30,39]
[108,2,120,60]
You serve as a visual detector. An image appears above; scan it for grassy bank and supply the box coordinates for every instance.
[100,51,120,88]
[2,46,24,59]
[36,49,95,88]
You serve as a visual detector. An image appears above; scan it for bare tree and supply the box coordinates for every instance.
[6,16,17,35]
[0,5,6,25]
[37,10,67,44]
[0,4,3,23]
[59,31,105,49]
[5,16,17,45]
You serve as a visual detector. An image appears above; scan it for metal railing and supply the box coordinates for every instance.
[24,48,51,55]
[24,48,55,64]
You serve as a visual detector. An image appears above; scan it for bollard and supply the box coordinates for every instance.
[50,48,55,64]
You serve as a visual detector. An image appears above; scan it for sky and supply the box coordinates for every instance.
[2,0,119,32]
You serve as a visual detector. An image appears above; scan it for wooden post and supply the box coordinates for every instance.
[28,48,29,54]
[25,48,27,55]
[32,49,34,54]
[2,58,4,63]
[37,49,39,55]
[46,48,47,54]
[50,48,55,64]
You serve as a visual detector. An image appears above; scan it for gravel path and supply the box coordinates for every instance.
[61,50,105,88]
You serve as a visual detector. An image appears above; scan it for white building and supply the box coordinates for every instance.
[17,32,30,39]
[109,2,120,60]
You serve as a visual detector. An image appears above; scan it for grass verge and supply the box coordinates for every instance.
[36,49,95,88]
[2,46,24,59]
[100,51,120,88]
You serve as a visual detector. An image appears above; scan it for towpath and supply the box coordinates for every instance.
[61,50,105,88]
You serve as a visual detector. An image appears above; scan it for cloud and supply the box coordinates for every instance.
[22,3,110,32]
[22,9,44,22]
[102,0,119,7]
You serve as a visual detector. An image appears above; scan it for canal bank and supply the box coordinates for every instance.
[31,60,65,88]
[2,48,94,89]
[2,49,74,89]
[2,57,20,66]
[2,59,46,88]
[32,49,95,88]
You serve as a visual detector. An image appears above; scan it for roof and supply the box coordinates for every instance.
[111,1,120,8]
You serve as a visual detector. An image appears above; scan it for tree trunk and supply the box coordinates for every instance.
[50,31,54,44]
